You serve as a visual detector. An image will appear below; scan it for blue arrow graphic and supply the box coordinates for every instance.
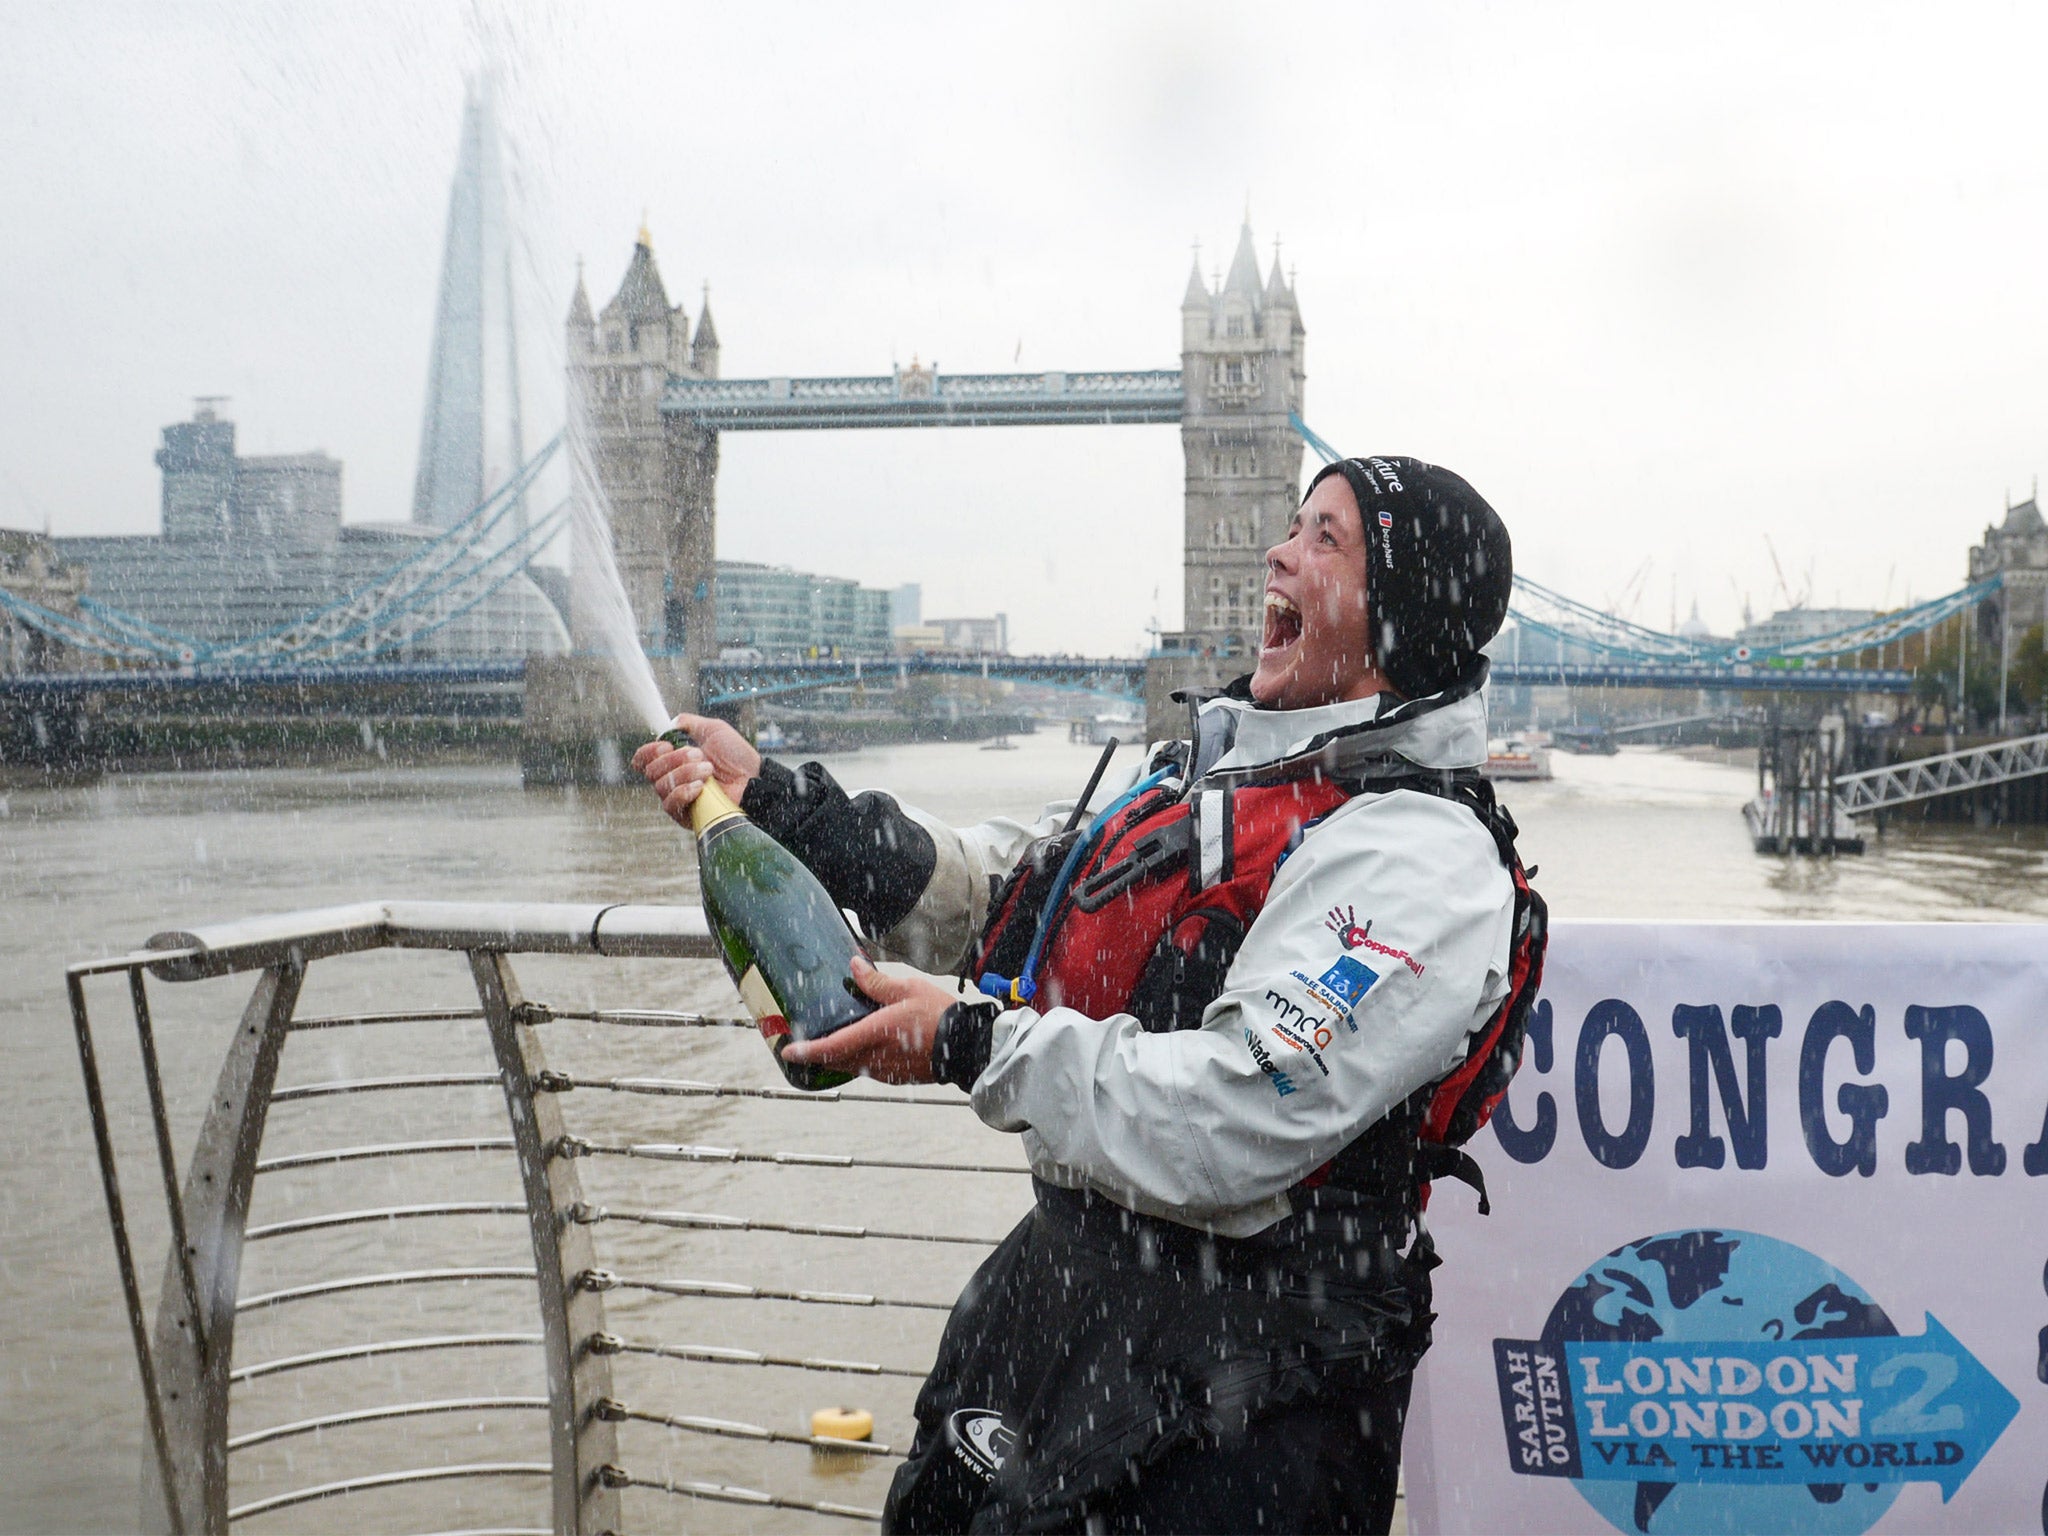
[1501,1315,2019,1501]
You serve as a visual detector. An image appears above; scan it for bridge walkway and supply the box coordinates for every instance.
[1835,730,2048,816]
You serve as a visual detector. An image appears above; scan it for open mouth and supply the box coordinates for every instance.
[1262,591,1302,655]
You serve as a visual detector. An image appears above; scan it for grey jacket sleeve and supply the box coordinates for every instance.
[870,755,1151,971]
[742,752,1150,975]
[966,789,1516,1238]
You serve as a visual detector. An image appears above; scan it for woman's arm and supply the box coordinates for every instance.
[635,714,1144,974]
[964,790,1515,1229]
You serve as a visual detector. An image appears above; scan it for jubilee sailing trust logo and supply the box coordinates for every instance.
[1494,1229,2018,1535]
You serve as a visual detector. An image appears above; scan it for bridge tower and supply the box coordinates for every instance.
[1178,222,1306,660]
[565,229,721,671]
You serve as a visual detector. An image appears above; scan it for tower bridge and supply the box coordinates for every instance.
[567,219,1304,693]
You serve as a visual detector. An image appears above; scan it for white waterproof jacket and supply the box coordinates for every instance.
[872,686,1516,1239]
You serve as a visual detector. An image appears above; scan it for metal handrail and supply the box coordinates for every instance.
[226,1397,550,1452]
[565,1135,1027,1175]
[599,1400,902,1457]
[228,1333,543,1385]
[236,1268,540,1313]
[254,1137,517,1172]
[138,899,720,983]
[552,1071,971,1107]
[598,1464,883,1522]
[571,1202,1001,1246]
[226,1464,554,1523]
[288,1006,486,1030]
[243,1201,530,1241]
[578,1269,952,1312]
[269,1071,502,1102]
[69,899,962,1532]
[590,1332,926,1379]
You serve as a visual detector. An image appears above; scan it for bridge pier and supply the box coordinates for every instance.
[519,655,697,787]
[1144,651,1241,743]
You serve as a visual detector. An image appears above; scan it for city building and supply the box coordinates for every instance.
[1969,494,2048,644]
[1734,607,1878,653]
[891,583,922,630]
[0,528,86,674]
[927,614,1008,653]
[412,78,528,538]
[55,402,568,662]
[1677,601,1720,643]
[715,561,892,656]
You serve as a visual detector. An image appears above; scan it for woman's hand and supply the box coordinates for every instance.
[779,956,956,1085]
[631,711,763,827]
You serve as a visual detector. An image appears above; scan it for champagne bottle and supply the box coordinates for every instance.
[663,729,872,1090]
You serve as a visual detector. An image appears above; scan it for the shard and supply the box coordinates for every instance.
[412,76,526,535]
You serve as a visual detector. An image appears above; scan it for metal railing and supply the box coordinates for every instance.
[69,901,1024,1534]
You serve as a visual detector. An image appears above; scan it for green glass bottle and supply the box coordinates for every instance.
[664,730,872,1090]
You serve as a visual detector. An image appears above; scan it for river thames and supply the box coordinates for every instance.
[5,734,2044,1530]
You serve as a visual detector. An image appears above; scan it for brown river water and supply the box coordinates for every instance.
[4,734,2044,1532]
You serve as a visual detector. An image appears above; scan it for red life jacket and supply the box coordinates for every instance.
[972,759,1549,1210]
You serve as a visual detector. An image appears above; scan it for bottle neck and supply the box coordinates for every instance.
[689,777,747,833]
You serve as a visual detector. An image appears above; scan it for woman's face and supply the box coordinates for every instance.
[1250,473,1381,710]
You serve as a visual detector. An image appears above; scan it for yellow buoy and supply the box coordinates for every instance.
[811,1406,875,1443]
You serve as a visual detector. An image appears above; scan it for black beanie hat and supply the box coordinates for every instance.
[1305,455,1513,700]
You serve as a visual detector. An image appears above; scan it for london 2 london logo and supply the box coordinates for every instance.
[1493,1228,2018,1534]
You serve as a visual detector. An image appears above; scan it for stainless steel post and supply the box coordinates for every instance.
[70,969,184,1535]
[471,951,621,1535]
[141,960,304,1535]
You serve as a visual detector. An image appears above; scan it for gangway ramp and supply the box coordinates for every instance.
[1836,730,2048,817]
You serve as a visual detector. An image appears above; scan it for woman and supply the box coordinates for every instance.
[635,455,1537,1534]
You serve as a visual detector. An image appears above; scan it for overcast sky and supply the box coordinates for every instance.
[5,2,2048,655]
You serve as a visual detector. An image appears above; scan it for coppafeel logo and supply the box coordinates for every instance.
[1493,1229,2018,1535]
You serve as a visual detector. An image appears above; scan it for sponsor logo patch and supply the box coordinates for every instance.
[1263,989,1337,1072]
[1315,954,1381,1010]
[1243,1027,1298,1097]
[1289,969,1363,1030]
[1324,904,1426,976]
[947,1408,1013,1484]
[1378,507,1394,529]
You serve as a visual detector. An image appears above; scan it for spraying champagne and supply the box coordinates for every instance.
[660,728,874,1090]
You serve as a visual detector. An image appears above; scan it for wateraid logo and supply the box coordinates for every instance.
[1492,1228,2017,1535]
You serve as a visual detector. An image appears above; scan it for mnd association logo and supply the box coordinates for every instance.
[1493,1229,2018,1535]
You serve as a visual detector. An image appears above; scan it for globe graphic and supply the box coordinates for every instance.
[1541,1229,1901,1536]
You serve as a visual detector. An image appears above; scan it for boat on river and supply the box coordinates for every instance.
[1484,737,1553,781]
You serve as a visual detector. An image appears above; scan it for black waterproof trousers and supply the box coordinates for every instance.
[884,1182,1434,1535]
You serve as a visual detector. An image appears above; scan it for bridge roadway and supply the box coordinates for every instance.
[705,657,1915,702]
[1485,661,1914,694]
[663,370,1185,431]
[0,654,1915,708]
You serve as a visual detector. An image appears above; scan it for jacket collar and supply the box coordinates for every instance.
[1183,661,1491,785]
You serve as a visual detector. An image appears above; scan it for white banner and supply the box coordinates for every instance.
[1408,921,2048,1536]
